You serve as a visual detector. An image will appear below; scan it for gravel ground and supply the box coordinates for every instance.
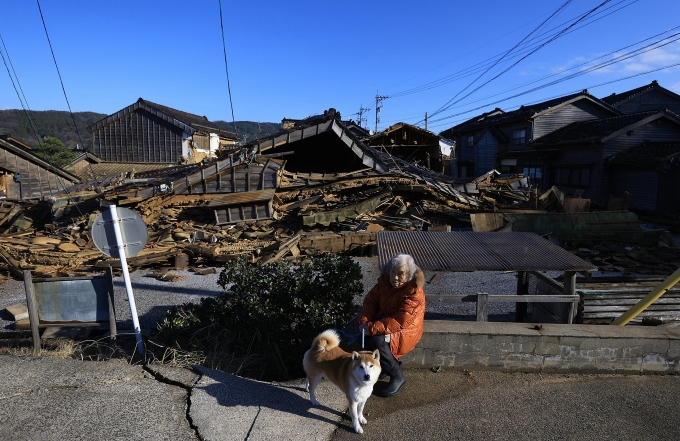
[0,257,620,333]
[1,226,673,333]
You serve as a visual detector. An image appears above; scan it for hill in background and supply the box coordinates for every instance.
[0,109,281,151]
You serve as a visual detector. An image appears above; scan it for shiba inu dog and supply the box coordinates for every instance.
[303,329,381,434]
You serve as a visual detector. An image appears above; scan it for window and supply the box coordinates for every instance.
[512,129,526,145]
[555,167,590,187]
[523,167,542,179]
[467,135,474,148]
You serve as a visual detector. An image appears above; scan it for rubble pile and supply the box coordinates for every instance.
[0,160,536,279]
[0,115,671,280]
[564,242,680,275]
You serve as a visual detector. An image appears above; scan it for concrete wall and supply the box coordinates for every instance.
[402,321,680,374]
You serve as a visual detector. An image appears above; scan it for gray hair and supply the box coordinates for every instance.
[382,253,417,280]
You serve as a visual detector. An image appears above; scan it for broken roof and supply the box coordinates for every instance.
[87,98,239,139]
[439,91,618,135]
[370,122,440,141]
[0,134,33,151]
[601,80,680,107]
[0,137,80,184]
[531,109,680,146]
[247,114,391,173]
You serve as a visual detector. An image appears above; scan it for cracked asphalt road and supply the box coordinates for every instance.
[0,356,197,441]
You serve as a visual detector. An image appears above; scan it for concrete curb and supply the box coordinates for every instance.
[402,321,680,373]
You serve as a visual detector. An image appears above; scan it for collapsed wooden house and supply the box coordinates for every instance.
[0,136,80,200]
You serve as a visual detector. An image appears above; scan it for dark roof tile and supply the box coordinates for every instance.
[607,141,680,166]
[531,109,678,146]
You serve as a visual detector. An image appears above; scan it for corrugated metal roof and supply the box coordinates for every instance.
[377,231,597,272]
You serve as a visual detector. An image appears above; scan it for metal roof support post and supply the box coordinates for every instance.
[515,271,529,322]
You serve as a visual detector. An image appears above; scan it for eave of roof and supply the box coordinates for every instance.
[0,137,80,182]
[372,122,440,140]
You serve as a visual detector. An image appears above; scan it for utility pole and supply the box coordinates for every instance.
[375,92,389,134]
[357,104,370,129]
[425,112,428,131]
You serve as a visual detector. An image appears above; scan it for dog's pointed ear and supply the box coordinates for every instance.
[373,349,380,361]
[352,351,359,360]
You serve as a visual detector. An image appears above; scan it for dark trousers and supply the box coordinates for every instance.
[342,334,400,377]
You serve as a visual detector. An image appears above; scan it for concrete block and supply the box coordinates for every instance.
[533,337,562,358]
[667,339,680,359]
[5,303,28,321]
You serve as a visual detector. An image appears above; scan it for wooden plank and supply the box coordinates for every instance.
[105,266,117,339]
[476,293,488,322]
[564,271,576,323]
[23,270,41,354]
[427,294,579,303]
[584,310,680,319]
[580,292,680,299]
[583,298,680,306]
[515,270,529,322]
[583,304,680,313]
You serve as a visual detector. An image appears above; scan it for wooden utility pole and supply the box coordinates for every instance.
[425,112,428,131]
[375,92,388,134]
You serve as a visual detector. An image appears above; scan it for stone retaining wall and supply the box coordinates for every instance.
[402,321,680,373]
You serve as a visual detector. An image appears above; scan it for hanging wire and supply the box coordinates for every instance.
[35,0,97,183]
[218,0,239,141]
[0,39,81,214]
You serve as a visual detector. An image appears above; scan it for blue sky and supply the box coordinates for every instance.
[1,0,679,134]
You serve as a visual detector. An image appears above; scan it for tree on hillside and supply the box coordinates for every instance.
[33,136,76,169]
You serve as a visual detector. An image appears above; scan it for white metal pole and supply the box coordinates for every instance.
[109,205,144,355]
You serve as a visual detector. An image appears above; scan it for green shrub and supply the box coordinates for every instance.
[154,254,362,380]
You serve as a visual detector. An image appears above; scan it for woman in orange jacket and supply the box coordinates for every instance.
[356,253,425,397]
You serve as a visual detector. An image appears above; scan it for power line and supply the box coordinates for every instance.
[427,0,574,118]
[428,0,614,120]
[35,0,97,184]
[0,34,81,211]
[386,0,637,100]
[427,32,680,126]
[427,62,680,131]
[218,0,238,139]
[435,27,680,115]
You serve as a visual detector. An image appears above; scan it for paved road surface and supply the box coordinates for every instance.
[331,369,680,440]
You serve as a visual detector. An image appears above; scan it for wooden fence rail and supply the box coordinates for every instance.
[426,293,580,323]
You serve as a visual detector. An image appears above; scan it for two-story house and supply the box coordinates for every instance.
[439,91,620,184]
[530,109,680,211]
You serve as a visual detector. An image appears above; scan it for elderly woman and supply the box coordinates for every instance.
[356,253,425,397]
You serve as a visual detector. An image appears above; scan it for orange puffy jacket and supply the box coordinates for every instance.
[357,268,425,359]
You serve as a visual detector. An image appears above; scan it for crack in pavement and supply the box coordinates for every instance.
[244,402,263,441]
[143,365,204,441]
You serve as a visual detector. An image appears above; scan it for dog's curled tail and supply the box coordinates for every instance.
[312,329,340,352]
